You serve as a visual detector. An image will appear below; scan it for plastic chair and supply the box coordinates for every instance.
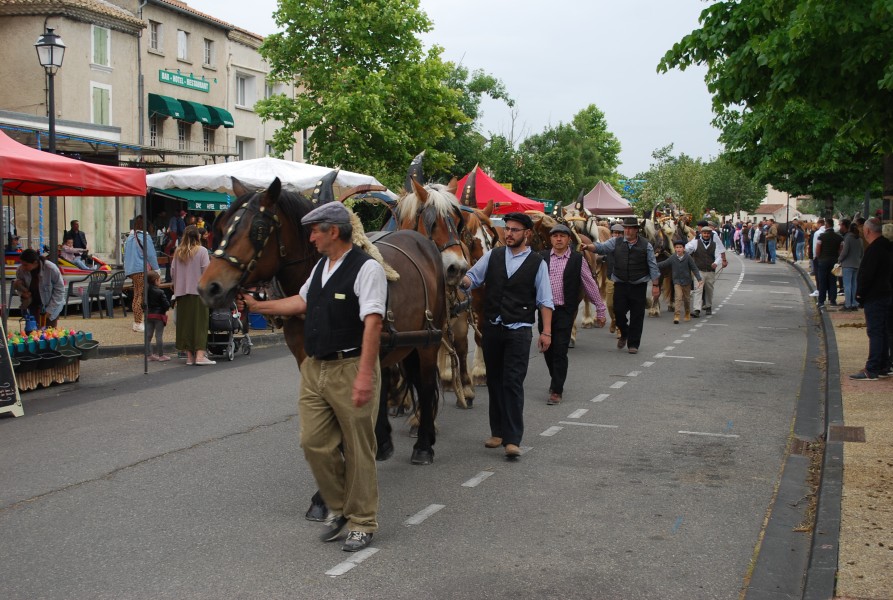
[70,271,107,319]
[102,270,128,318]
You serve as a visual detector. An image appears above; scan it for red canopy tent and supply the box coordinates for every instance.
[582,180,633,216]
[455,166,544,214]
[0,129,147,336]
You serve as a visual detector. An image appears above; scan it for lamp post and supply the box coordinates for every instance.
[35,27,66,262]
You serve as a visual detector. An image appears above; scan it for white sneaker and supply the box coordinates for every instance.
[809,290,819,297]
[132,322,145,332]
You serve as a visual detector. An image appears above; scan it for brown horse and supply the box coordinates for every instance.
[198,176,447,467]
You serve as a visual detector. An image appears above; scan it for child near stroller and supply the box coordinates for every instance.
[207,302,252,361]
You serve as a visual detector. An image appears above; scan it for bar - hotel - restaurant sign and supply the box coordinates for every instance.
[159,69,210,93]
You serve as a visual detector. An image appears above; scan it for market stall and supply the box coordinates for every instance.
[0,130,146,410]
[455,166,545,214]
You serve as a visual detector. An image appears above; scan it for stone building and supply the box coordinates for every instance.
[0,0,300,264]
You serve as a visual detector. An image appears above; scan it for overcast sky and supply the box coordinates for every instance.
[182,0,722,177]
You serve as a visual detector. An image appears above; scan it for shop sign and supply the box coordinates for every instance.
[159,69,210,93]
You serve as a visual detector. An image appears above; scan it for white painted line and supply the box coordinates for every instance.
[664,355,695,359]
[461,471,495,488]
[567,408,588,419]
[771,280,791,283]
[654,352,666,358]
[404,504,446,526]
[737,289,753,292]
[540,426,564,437]
[673,340,684,344]
[626,371,641,377]
[725,303,745,306]
[326,548,380,576]
[664,346,676,351]
[641,361,655,367]
[678,431,741,439]
[759,326,789,330]
[770,291,792,294]
[681,334,691,338]
[695,324,704,328]
[610,381,627,389]
[735,359,775,365]
[559,421,619,429]
[591,393,610,403]
[771,305,795,309]
[706,323,728,326]
[688,329,697,332]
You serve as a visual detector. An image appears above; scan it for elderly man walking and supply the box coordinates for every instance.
[685,226,724,318]
[850,218,893,380]
[584,217,659,354]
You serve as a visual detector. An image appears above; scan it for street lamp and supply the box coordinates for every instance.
[35,27,66,262]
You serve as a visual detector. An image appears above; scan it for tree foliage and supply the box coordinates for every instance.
[704,155,765,217]
[257,0,466,189]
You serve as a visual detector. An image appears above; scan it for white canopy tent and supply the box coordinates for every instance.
[146,157,390,195]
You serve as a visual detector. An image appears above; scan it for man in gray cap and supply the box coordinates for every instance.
[459,212,553,458]
[539,223,606,405]
[241,201,387,552]
[685,225,723,316]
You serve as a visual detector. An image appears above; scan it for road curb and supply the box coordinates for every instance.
[93,331,288,359]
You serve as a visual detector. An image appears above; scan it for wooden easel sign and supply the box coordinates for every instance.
[0,323,24,417]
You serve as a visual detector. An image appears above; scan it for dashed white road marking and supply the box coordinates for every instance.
[678,431,741,439]
[654,352,666,358]
[706,323,728,326]
[642,361,655,367]
[540,426,564,437]
[771,280,791,284]
[610,381,627,389]
[462,471,495,487]
[673,340,684,344]
[626,371,641,377]
[326,548,380,576]
[682,334,691,338]
[558,421,619,429]
[770,305,795,309]
[404,504,445,526]
[770,291,792,294]
[735,359,775,365]
[591,393,610,403]
[664,355,695,359]
[664,346,676,351]
[567,408,588,419]
[759,326,789,330]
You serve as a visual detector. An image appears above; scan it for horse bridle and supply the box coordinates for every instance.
[212,199,287,289]
[414,202,466,254]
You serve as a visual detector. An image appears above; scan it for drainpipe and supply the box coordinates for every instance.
[137,0,147,145]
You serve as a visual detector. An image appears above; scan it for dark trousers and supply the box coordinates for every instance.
[864,297,892,376]
[540,306,574,395]
[613,281,648,349]
[482,322,532,446]
[817,260,837,305]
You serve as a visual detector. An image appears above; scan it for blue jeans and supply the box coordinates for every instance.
[795,242,805,262]
[767,239,777,262]
[863,297,892,376]
[842,267,859,308]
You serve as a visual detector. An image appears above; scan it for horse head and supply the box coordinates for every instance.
[199,176,317,309]
[396,153,469,287]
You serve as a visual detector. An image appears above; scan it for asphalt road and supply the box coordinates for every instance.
[0,253,815,600]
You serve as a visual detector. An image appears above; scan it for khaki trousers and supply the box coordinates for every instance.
[673,284,692,320]
[299,356,381,532]
[691,271,716,312]
[605,279,616,329]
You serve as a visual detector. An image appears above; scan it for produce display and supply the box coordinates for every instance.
[7,327,93,355]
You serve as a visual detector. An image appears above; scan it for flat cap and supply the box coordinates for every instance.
[503,212,533,230]
[550,223,572,236]
[610,223,624,233]
[301,202,351,226]
[701,226,714,233]
[673,239,686,246]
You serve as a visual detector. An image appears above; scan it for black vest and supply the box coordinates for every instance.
[612,237,650,283]
[692,238,717,271]
[541,249,583,311]
[304,247,373,358]
[483,246,543,325]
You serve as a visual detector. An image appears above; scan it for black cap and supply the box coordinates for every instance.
[621,217,640,228]
[504,212,533,230]
[697,220,709,227]
[673,239,686,247]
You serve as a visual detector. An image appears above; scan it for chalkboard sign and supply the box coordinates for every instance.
[0,322,23,417]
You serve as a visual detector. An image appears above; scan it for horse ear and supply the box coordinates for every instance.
[446,177,458,195]
[404,151,426,193]
[259,178,282,208]
[411,178,429,203]
[483,199,494,217]
[232,177,249,198]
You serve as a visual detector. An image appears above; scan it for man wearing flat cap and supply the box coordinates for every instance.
[584,216,660,354]
[240,201,386,552]
[460,212,554,459]
[686,224,724,317]
[538,223,606,405]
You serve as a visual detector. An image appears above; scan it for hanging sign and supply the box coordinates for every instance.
[159,69,210,93]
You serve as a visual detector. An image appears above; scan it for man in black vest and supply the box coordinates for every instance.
[240,202,387,552]
[460,212,554,459]
[540,223,606,405]
[685,225,723,317]
[584,216,660,354]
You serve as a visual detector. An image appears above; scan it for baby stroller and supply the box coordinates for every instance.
[207,303,252,361]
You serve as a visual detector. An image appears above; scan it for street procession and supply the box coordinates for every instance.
[2,1,893,599]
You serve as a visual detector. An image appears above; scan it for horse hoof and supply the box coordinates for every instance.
[456,397,474,409]
[411,449,434,465]
[376,439,395,462]
[409,425,419,438]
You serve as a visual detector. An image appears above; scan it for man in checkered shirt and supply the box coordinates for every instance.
[540,223,606,405]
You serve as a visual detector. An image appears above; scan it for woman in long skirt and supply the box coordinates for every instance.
[171,225,214,365]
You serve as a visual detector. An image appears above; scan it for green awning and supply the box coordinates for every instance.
[148,93,185,120]
[180,100,213,126]
[153,188,232,211]
[205,105,235,128]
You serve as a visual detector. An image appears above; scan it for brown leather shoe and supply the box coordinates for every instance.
[547,392,561,405]
[505,444,521,458]
[628,347,638,354]
[617,337,627,349]
[484,436,503,448]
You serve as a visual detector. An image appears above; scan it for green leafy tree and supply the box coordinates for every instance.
[658,0,893,211]
[257,0,466,189]
[704,155,765,218]
[639,145,677,215]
